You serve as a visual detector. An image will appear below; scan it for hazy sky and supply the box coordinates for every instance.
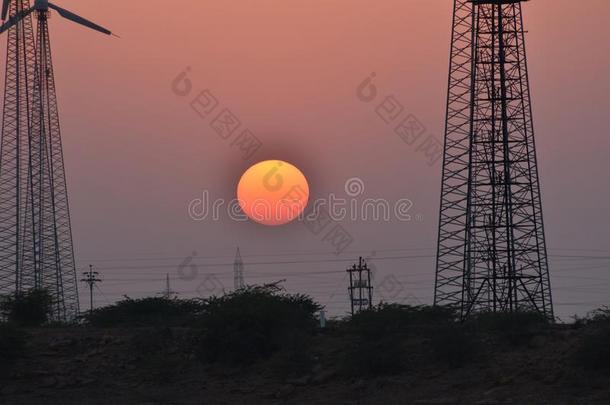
[3,0,609,319]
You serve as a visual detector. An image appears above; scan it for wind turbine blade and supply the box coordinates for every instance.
[2,0,9,21]
[0,7,34,34]
[48,3,112,36]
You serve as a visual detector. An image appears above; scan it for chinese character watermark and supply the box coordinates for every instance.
[172,67,263,160]
[176,251,226,297]
[356,72,443,167]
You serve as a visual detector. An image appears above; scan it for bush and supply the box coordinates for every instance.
[574,306,610,327]
[85,296,206,327]
[196,283,321,365]
[344,304,456,339]
[338,305,456,376]
[573,323,610,371]
[468,311,549,346]
[572,308,610,372]
[0,289,54,326]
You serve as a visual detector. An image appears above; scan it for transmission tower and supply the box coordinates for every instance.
[347,257,373,315]
[160,273,177,299]
[434,0,553,320]
[233,247,244,290]
[0,0,113,321]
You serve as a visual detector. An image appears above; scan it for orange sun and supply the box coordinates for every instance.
[237,160,310,226]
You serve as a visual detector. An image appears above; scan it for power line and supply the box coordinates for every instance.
[94,284,112,306]
[78,247,436,263]
[69,246,610,320]
[92,254,436,271]
[77,245,610,264]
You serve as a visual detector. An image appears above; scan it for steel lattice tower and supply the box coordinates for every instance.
[434,0,553,320]
[29,8,79,320]
[0,0,112,321]
[0,1,42,311]
[234,247,244,290]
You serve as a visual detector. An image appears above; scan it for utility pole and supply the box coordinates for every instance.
[347,257,373,315]
[80,265,101,317]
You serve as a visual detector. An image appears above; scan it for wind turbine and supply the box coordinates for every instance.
[0,0,113,321]
[1,0,113,35]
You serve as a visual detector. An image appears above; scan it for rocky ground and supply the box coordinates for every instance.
[1,324,609,405]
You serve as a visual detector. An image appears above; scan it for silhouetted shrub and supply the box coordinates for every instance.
[572,308,610,372]
[337,305,456,376]
[196,283,321,365]
[574,306,610,327]
[85,296,206,327]
[468,311,549,346]
[344,304,456,339]
[0,289,54,326]
[573,323,610,371]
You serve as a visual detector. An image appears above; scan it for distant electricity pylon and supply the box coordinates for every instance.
[160,273,177,299]
[0,0,113,321]
[347,257,373,315]
[80,265,101,317]
[434,0,553,320]
[234,247,245,290]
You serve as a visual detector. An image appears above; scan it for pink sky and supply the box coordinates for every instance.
[2,0,609,318]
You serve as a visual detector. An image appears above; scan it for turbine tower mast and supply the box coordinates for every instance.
[0,0,37,311]
[434,0,553,320]
[0,0,113,321]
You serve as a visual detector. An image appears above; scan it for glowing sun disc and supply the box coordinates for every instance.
[237,160,310,226]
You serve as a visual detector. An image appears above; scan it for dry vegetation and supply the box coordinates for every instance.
[1,288,609,404]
